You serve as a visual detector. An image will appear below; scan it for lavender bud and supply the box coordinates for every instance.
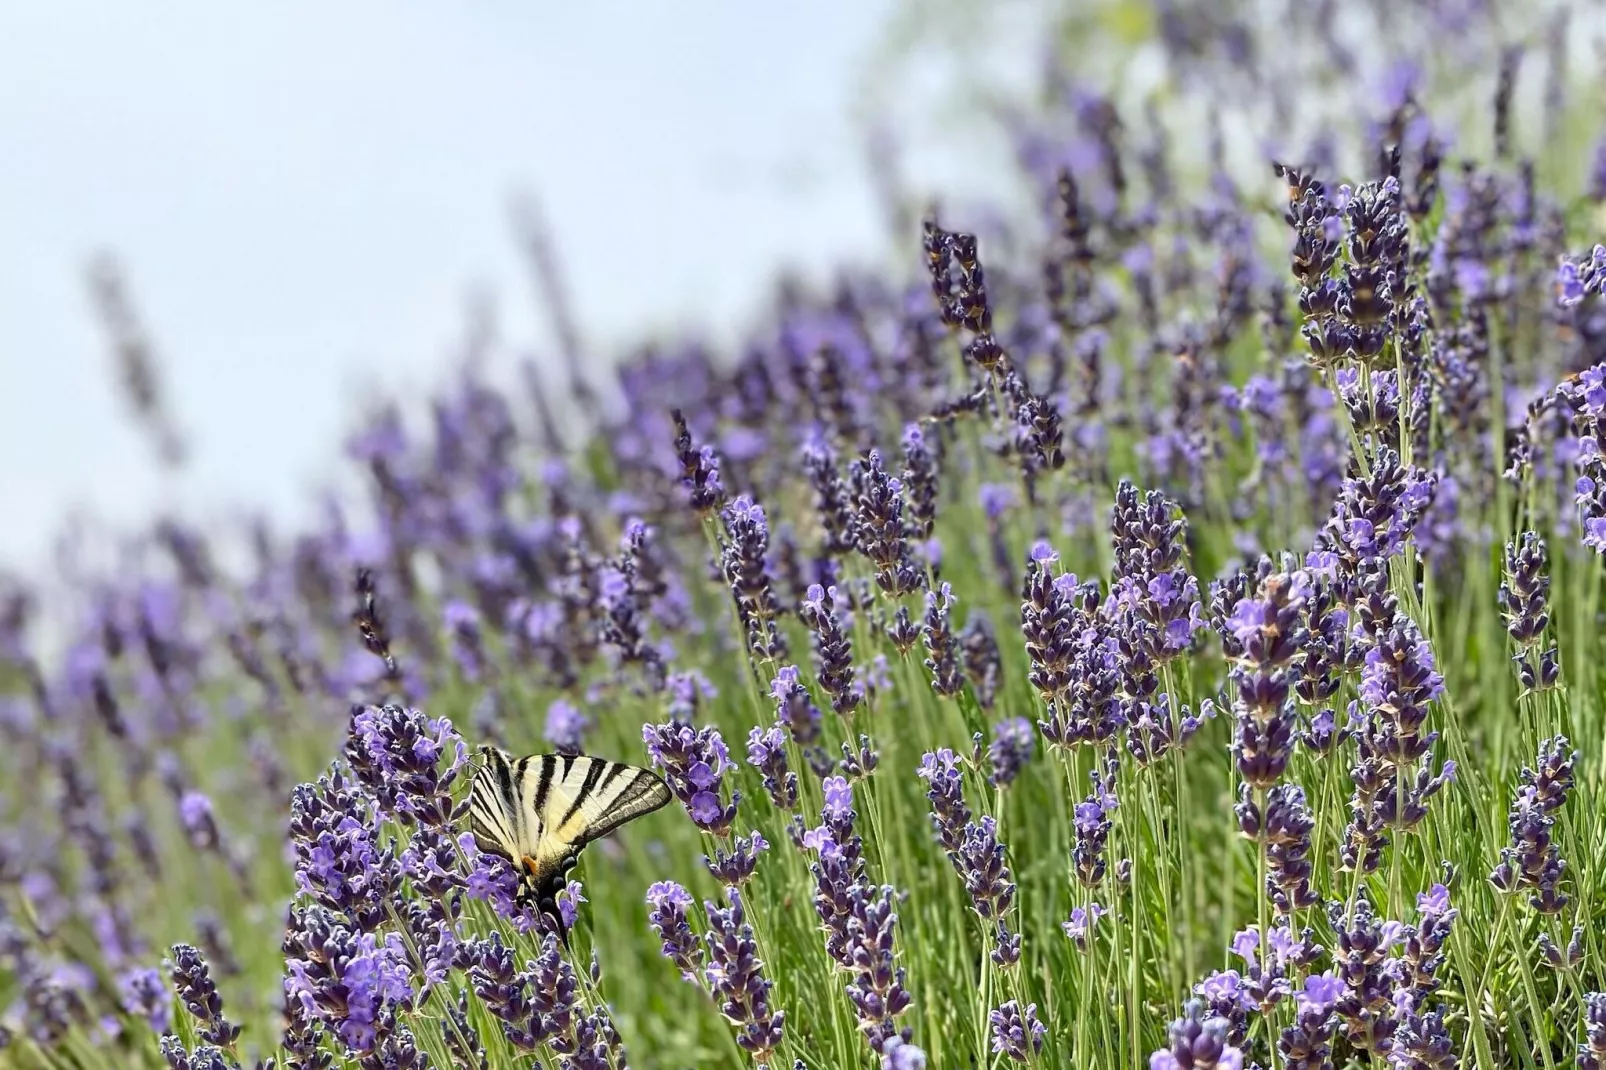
[988,1000,1045,1062]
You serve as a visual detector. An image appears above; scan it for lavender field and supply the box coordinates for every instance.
[5,3,1606,1068]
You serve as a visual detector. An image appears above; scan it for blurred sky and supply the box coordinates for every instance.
[2,1,1037,575]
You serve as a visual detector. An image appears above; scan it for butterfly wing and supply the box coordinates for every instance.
[470,748,671,912]
[528,754,672,901]
[469,745,527,865]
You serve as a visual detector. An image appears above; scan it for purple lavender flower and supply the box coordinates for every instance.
[720,495,788,663]
[1579,992,1606,1070]
[1500,531,1558,690]
[1110,481,1206,664]
[882,1036,928,1070]
[987,718,1036,786]
[177,791,221,853]
[642,721,739,835]
[117,966,171,1033]
[705,831,769,887]
[1223,570,1306,800]
[543,699,590,755]
[702,889,786,1061]
[989,1000,1045,1062]
[167,944,239,1047]
[1278,974,1342,1070]
[769,664,822,746]
[921,582,964,697]
[666,669,718,725]
[1329,893,1402,1054]
[347,703,469,828]
[1353,608,1453,834]
[746,721,799,812]
[800,585,859,716]
[850,450,924,595]
[1151,1000,1245,1069]
[282,910,414,1055]
[1491,737,1578,913]
[646,881,704,983]
[1242,783,1319,914]
[672,408,726,515]
[959,611,1002,711]
[1061,902,1108,951]
[901,424,940,539]
[916,749,971,857]
[442,599,487,682]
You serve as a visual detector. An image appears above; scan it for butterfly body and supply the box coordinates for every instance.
[469,745,671,926]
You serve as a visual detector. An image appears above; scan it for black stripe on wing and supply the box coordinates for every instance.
[570,765,672,845]
[469,746,520,860]
[555,758,608,831]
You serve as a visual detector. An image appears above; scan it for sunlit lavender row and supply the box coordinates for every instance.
[3,2,1606,1068]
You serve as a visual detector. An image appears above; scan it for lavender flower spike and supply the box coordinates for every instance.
[167,944,239,1048]
[703,889,786,1061]
[989,1000,1045,1062]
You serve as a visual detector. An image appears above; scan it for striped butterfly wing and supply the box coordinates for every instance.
[469,745,527,865]
[528,754,671,898]
[468,746,671,908]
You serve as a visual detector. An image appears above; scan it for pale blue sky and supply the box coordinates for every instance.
[2,2,1034,574]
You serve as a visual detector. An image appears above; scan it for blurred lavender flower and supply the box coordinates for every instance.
[882,1036,927,1070]
[921,583,964,698]
[543,699,590,755]
[116,966,171,1033]
[987,718,1035,786]
[1580,992,1606,1070]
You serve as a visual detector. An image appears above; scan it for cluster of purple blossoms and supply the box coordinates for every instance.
[1490,736,1578,913]
[745,720,800,812]
[916,749,1021,965]
[1499,531,1559,691]
[1580,992,1606,1070]
[921,582,964,698]
[800,583,860,716]
[1558,365,1606,553]
[849,449,924,595]
[719,495,788,663]
[989,1000,1045,1063]
[1222,570,1307,834]
[798,777,914,1053]
[703,889,787,1061]
[642,720,740,835]
[1109,481,1206,666]
[1313,449,1435,578]
[1025,544,1121,751]
[769,664,823,747]
[1150,999,1246,1070]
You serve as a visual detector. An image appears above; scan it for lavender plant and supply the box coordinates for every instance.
[2,4,1605,1069]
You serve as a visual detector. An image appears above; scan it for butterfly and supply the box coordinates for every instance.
[469,744,671,929]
